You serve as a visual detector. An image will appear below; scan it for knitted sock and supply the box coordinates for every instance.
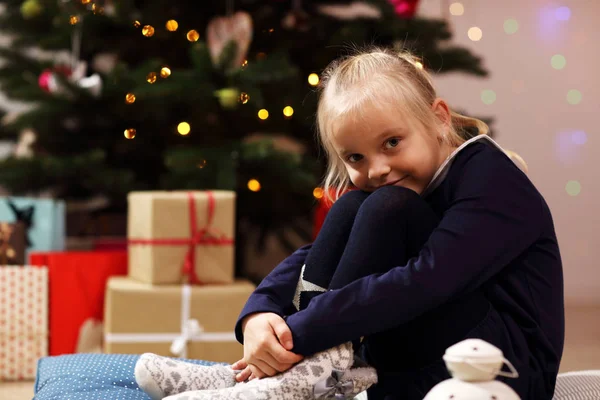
[134,353,238,400]
[162,341,355,400]
[340,365,379,395]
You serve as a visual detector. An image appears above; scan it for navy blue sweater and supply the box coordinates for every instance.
[235,139,564,397]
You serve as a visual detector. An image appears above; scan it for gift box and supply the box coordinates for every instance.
[29,251,128,356]
[0,266,48,381]
[104,277,254,363]
[0,222,26,265]
[0,197,65,259]
[128,191,235,285]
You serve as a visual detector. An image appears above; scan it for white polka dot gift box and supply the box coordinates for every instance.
[0,266,48,381]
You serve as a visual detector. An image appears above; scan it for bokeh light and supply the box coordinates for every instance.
[142,25,155,37]
[166,20,178,32]
[567,89,582,105]
[481,90,496,105]
[177,122,191,135]
[248,179,261,192]
[187,30,200,42]
[160,67,171,78]
[468,27,483,41]
[125,93,136,104]
[313,188,324,199]
[449,2,464,16]
[124,128,136,139]
[239,92,250,104]
[571,130,587,145]
[146,72,157,84]
[504,19,519,34]
[283,106,294,117]
[555,6,571,21]
[258,109,269,120]
[551,54,566,70]
[308,73,319,86]
[565,180,581,196]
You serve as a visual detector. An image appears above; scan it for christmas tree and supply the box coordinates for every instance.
[0,0,487,275]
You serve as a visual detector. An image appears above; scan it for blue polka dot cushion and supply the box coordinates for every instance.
[34,354,218,399]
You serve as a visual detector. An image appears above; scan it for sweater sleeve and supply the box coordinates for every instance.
[234,244,311,344]
[285,151,544,355]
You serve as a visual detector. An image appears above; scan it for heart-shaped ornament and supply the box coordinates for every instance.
[206,11,253,70]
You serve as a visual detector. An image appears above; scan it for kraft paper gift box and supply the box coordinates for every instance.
[0,266,48,381]
[0,197,65,260]
[29,251,128,356]
[127,191,235,285]
[104,276,255,364]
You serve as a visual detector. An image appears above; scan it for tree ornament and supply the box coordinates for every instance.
[214,87,240,109]
[38,62,102,97]
[282,0,311,31]
[206,11,253,71]
[388,0,421,18]
[20,0,43,19]
[317,2,382,20]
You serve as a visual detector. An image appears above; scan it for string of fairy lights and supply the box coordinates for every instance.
[121,18,322,144]
[119,11,323,195]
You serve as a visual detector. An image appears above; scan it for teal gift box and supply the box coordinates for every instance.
[0,197,65,257]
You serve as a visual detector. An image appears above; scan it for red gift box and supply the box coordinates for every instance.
[29,251,128,356]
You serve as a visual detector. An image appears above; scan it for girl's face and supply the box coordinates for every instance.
[331,98,454,194]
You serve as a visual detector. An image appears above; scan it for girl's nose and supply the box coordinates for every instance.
[368,163,391,181]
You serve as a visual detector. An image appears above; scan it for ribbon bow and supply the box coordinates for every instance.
[170,318,204,357]
[6,200,34,247]
[313,369,355,399]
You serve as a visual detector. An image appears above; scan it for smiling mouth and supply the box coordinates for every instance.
[379,177,406,188]
[387,176,408,185]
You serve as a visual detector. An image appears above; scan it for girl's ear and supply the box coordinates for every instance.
[431,98,452,129]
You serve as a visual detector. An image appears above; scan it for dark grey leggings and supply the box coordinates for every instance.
[299,186,490,399]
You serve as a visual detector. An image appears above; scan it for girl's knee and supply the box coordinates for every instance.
[358,186,426,221]
[364,186,421,208]
[328,189,370,216]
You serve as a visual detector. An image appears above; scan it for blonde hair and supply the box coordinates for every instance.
[316,47,489,203]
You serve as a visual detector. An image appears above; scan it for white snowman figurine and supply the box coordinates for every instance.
[424,339,521,400]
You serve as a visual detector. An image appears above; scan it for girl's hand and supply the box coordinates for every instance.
[230,361,262,382]
[231,360,296,382]
[236,312,304,380]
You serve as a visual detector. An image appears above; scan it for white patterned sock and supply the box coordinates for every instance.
[340,366,379,395]
[134,353,238,400]
[162,342,356,400]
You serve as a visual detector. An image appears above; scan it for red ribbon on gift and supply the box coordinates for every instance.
[128,191,234,284]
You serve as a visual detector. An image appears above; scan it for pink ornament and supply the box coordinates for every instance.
[38,69,53,92]
[388,0,420,18]
[38,66,71,93]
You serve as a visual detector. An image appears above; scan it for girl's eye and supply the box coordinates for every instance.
[385,138,401,149]
[347,154,363,163]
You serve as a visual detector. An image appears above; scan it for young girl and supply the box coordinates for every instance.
[135,47,564,400]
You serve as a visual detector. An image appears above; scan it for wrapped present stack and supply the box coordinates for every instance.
[104,191,255,363]
[0,196,129,358]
